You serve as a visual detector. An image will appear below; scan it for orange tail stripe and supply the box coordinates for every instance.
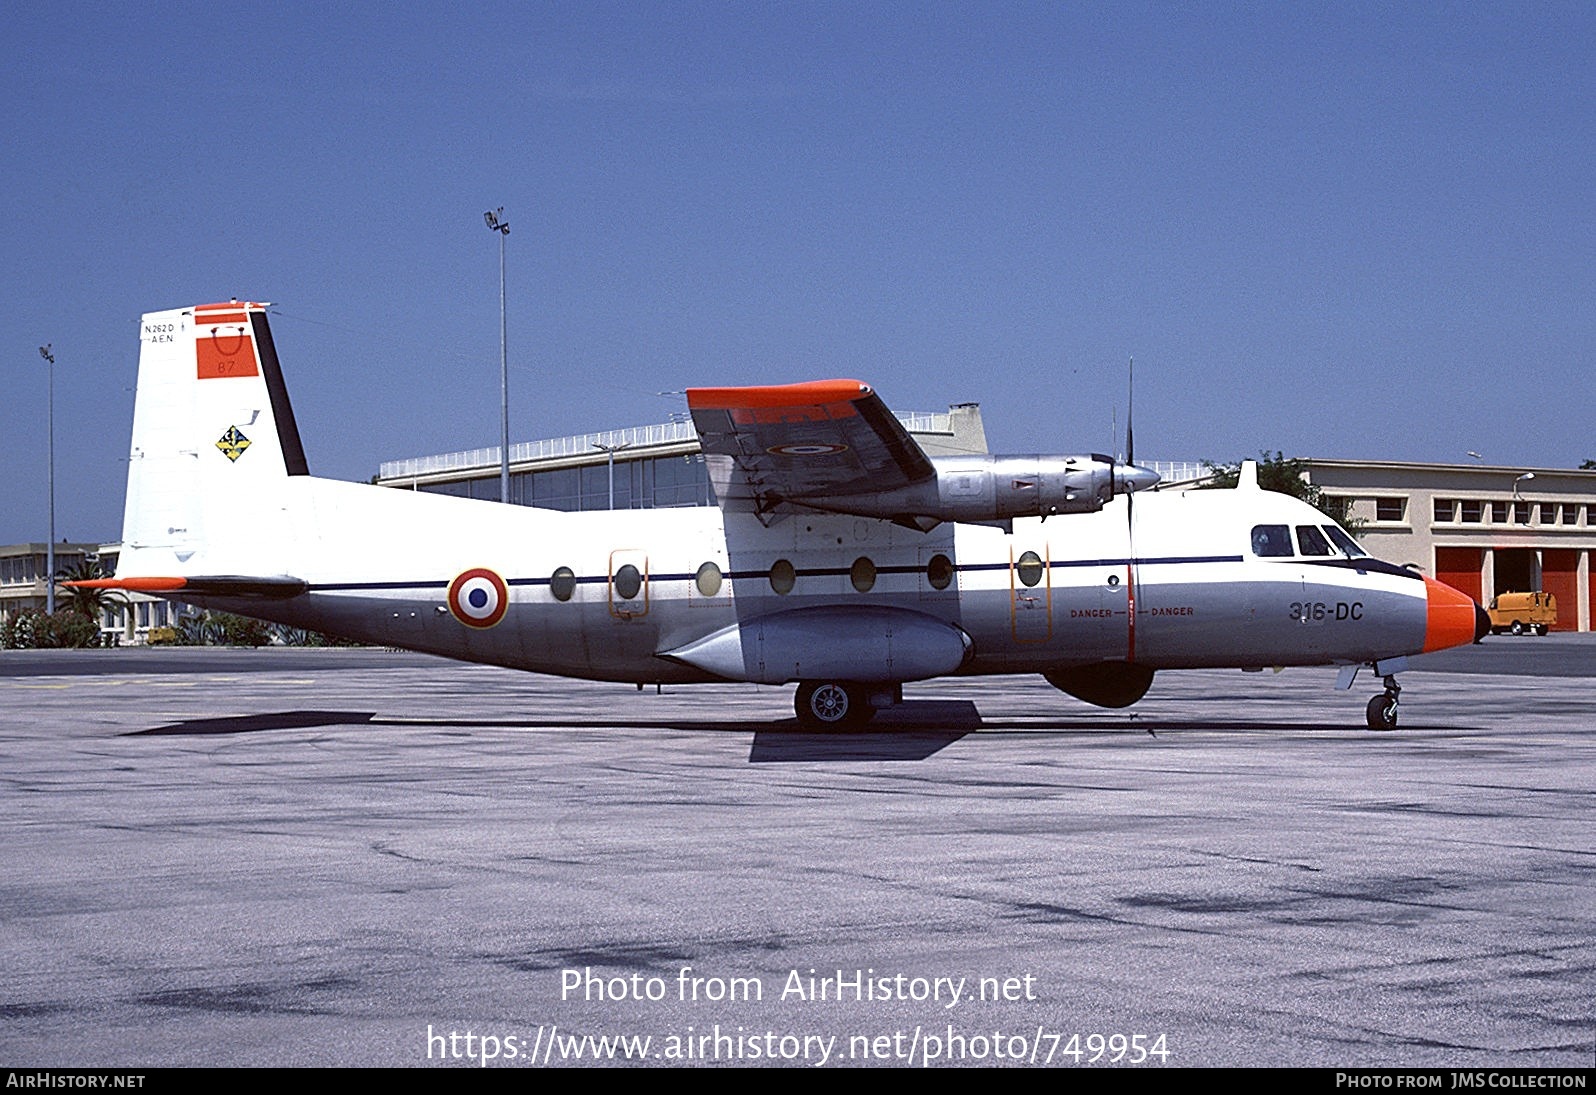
[64,577,188,592]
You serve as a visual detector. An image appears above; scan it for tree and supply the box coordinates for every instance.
[1580,459,1595,470]
[1200,451,1360,529]
[54,558,127,632]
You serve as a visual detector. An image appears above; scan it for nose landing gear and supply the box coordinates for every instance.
[1366,675,1401,731]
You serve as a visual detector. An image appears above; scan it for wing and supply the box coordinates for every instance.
[687,380,935,521]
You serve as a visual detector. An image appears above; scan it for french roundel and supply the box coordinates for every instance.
[767,442,848,456]
[447,567,509,628]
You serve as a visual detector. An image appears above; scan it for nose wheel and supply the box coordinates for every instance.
[1365,675,1401,731]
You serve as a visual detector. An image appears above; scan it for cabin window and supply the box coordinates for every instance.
[769,559,796,595]
[926,553,954,590]
[694,561,722,597]
[614,564,642,600]
[1295,525,1334,556]
[1250,525,1292,557]
[850,557,876,593]
[550,566,576,602]
[1321,525,1367,558]
[1016,550,1044,587]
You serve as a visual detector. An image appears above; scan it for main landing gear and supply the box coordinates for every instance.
[794,681,901,729]
[1365,675,1401,731]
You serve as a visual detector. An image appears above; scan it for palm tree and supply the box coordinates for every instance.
[54,558,127,633]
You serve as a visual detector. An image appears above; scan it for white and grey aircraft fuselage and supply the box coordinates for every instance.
[81,303,1486,729]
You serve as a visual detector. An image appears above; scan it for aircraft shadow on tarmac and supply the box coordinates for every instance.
[128,710,377,736]
[125,702,1470,755]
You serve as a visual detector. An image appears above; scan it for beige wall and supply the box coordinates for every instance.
[1306,461,1596,631]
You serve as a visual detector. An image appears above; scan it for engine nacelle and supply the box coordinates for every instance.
[794,453,1129,528]
[927,454,1118,521]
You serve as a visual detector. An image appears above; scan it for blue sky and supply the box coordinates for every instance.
[3,2,1592,544]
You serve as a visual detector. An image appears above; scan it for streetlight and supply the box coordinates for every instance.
[484,207,510,504]
[591,441,633,510]
[38,344,55,614]
[1512,472,1535,525]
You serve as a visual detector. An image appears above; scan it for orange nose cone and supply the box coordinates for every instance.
[1423,577,1481,652]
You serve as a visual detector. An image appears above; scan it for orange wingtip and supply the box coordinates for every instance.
[194,302,268,313]
[64,577,187,592]
[687,379,871,410]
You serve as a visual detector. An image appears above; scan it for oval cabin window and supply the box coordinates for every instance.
[769,559,796,595]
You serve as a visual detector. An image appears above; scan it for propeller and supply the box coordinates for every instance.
[1112,357,1160,495]
[1118,358,1153,662]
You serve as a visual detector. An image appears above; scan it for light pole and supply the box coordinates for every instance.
[591,442,633,510]
[484,207,511,504]
[38,344,55,614]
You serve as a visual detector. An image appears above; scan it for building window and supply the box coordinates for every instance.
[1513,501,1531,524]
[1460,500,1483,523]
[1490,501,1508,523]
[1539,503,1558,525]
[1433,499,1456,524]
[1375,498,1406,523]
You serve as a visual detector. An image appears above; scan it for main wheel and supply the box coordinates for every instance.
[1366,693,1398,731]
[795,681,874,729]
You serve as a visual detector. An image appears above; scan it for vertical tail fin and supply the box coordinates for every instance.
[120,302,310,573]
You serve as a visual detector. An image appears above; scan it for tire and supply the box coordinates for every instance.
[795,681,874,729]
[1366,694,1398,731]
[1534,624,1549,636]
[1510,621,1525,636]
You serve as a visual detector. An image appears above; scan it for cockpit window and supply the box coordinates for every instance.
[1251,525,1293,557]
[1321,525,1368,558]
[1296,525,1334,557]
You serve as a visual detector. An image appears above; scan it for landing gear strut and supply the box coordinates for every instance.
[1365,675,1401,731]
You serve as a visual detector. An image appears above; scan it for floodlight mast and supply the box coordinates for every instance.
[484,208,511,504]
[38,344,56,614]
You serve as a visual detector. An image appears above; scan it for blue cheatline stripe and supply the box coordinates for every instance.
[303,553,1246,595]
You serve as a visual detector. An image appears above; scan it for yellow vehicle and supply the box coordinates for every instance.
[1486,591,1556,636]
